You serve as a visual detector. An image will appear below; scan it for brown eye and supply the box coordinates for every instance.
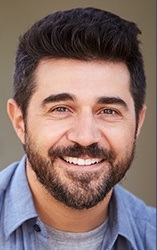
[49,106,70,113]
[101,109,117,115]
[54,107,68,112]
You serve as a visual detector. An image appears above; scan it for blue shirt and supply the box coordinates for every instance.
[0,156,156,249]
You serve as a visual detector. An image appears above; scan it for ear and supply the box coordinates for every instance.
[7,99,25,144]
[136,105,147,139]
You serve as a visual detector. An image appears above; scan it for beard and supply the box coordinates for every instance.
[25,133,135,210]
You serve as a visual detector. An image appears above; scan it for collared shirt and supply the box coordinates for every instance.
[0,156,156,249]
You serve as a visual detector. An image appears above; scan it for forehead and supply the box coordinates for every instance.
[34,59,132,103]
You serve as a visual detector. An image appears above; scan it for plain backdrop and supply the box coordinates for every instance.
[0,0,156,207]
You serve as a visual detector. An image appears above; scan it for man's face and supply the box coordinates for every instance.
[24,59,139,210]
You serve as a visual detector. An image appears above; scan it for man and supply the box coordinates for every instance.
[0,7,156,249]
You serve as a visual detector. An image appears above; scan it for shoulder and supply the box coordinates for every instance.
[0,162,19,191]
[0,163,17,226]
[0,159,25,214]
[114,185,156,248]
[115,185,155,214]
[0,162,19,208]
[115,185,156,223]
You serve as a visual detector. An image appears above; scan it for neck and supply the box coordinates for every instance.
[26,164,112,233]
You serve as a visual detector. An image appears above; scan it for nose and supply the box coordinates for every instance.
[67,110,102,147]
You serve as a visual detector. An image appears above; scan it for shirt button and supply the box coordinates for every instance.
[33,224,41,232]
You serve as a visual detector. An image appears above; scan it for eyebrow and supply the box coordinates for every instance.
[96,97,128,109]
[41,93,128,110]
[41,93,75,106]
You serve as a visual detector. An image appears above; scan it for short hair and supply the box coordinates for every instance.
[13,7,146,120]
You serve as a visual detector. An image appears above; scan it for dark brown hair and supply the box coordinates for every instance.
[13,7,146,121]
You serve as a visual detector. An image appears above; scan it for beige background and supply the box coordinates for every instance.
[0,0,156,207]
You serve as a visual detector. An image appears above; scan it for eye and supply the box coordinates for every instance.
[100,108,118,115]
[48,105,73,118]
[45,101,75,119]
[53,106,69,113]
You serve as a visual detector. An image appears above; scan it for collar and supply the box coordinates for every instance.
[105,185,138,249]
[4,156,37,239]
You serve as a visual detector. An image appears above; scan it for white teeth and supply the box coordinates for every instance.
[63,157,102,166]
[78,159,85,165]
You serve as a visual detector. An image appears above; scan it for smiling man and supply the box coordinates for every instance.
[0,7,156,250]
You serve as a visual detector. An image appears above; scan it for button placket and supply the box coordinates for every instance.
[33,224,41,232]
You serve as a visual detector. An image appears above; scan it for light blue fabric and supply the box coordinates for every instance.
[0,156,156,249]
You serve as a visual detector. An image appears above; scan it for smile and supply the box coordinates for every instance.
[62,157,104,166]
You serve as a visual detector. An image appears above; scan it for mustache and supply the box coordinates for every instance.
[48,143,116,160]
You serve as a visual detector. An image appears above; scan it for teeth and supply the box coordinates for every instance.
[63,157,102,166]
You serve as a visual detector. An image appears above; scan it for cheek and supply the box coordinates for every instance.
[27,119,71,149]
[102,124,136,154]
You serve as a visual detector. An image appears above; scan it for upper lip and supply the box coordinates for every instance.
[62,156,103,166]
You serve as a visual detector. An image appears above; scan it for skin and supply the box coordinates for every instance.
[8,59,146,232]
